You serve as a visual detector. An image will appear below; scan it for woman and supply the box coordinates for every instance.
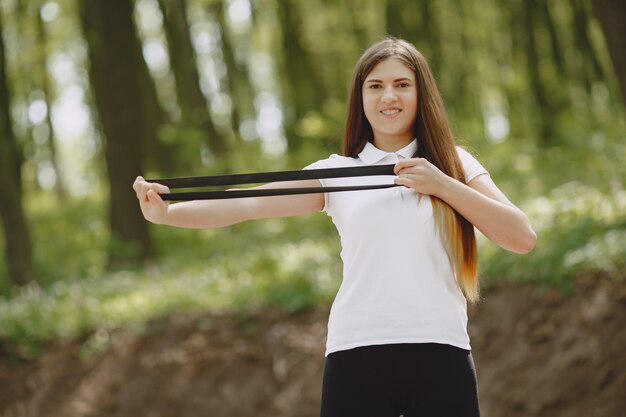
[133,37,536,417]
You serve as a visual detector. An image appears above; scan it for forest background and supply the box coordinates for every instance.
[0,0,624,358]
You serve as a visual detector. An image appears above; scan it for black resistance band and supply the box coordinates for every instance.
[147,164,399,200]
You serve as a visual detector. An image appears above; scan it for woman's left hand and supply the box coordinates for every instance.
[393,158,452,198]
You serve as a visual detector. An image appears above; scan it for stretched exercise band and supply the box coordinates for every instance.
[147,164,399,200]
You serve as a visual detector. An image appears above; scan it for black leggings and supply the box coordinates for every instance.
[320,343,480,417]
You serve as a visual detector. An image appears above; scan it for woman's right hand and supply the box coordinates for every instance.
[132,176,323,229]
[132,176,170,224]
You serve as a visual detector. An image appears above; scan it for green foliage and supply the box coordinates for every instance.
[480,182,626,290]
[0,209,342,357]
[152,213,342,313]
[28,194,108,288]
[0,269,222,357]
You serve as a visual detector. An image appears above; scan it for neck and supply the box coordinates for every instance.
[373,136,413,152]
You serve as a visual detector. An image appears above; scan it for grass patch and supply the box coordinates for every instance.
[0,212,342,358]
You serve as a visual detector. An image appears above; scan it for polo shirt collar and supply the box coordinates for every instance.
[358,139,417,165]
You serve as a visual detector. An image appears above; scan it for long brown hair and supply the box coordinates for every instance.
[343,37,479,303]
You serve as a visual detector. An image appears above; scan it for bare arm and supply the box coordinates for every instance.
[394,159,537,254]
[132,177,324,229]
[437,174,536,253]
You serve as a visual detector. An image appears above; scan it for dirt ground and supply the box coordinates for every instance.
[1,277,625,417]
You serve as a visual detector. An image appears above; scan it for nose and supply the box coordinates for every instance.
[381,86,397,102]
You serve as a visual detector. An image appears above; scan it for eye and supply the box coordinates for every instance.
[397,82,411,88]
[368,84,382,89]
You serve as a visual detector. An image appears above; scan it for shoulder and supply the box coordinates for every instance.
[455,145,476,160]
[302,154,357,214]
[303,154,358,170]
[455,146,489,182]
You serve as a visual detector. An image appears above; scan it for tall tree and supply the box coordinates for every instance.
[275,0,326,156]
[135,17,175,176]
[157,0,229,165]
[342,0,370,49]
[385,0,406,40]
[214,0,256,146]
[571,0,604,92]
[522,0,555,145]
[540,1,565,77]
[80,0,154,266]
[416,0,441,75]
[0,10,33,286]
[591,0,626,103]
[449,0,474,116]
[36,1,66,197]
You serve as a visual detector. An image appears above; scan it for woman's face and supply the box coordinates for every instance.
[362,57,418,150]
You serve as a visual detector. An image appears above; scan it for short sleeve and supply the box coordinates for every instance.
[456,147,489,182]
[302,156,336,213]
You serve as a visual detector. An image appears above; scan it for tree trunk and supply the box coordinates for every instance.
[417,0,441,75]
[214,0,255,146]
[80,0,154,266]
[591,0,626,103]
[158,0,229,164]
[276,0,326,156]
[342,0,370,49]
[540,1,565,77]
[135,24,175,176]
[36,2,67,197]
[522,0,554,146]
[451,0,473,116]
[0,12,34,286]
[571,0,604,92]
[385,0,405,39]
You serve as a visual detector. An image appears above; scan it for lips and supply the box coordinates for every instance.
[380,108,402,118]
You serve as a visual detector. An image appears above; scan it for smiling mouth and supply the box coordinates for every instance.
[380,109,402,116]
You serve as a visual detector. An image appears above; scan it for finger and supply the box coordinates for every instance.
[394,158,424,175]
[135,182,146,201]
[140,183,152,202]
[394,160,411,175]
[132,176,145,193]
[154,183,170,194]
[141,183,167,201]
[147,189,164,203]
[134,178,155,202]
[397,172,415,181]
[394,158,419,175]
[394,177,411,188]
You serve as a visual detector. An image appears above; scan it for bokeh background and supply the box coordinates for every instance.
[0,0,624,416]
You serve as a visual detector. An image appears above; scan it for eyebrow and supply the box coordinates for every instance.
[365,77,413,83]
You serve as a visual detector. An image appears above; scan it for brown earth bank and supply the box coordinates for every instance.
[1,277,625,417]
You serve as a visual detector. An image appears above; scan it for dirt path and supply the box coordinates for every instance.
[1,278,625,417]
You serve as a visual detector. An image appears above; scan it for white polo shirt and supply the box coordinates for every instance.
[304,140,489,356]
